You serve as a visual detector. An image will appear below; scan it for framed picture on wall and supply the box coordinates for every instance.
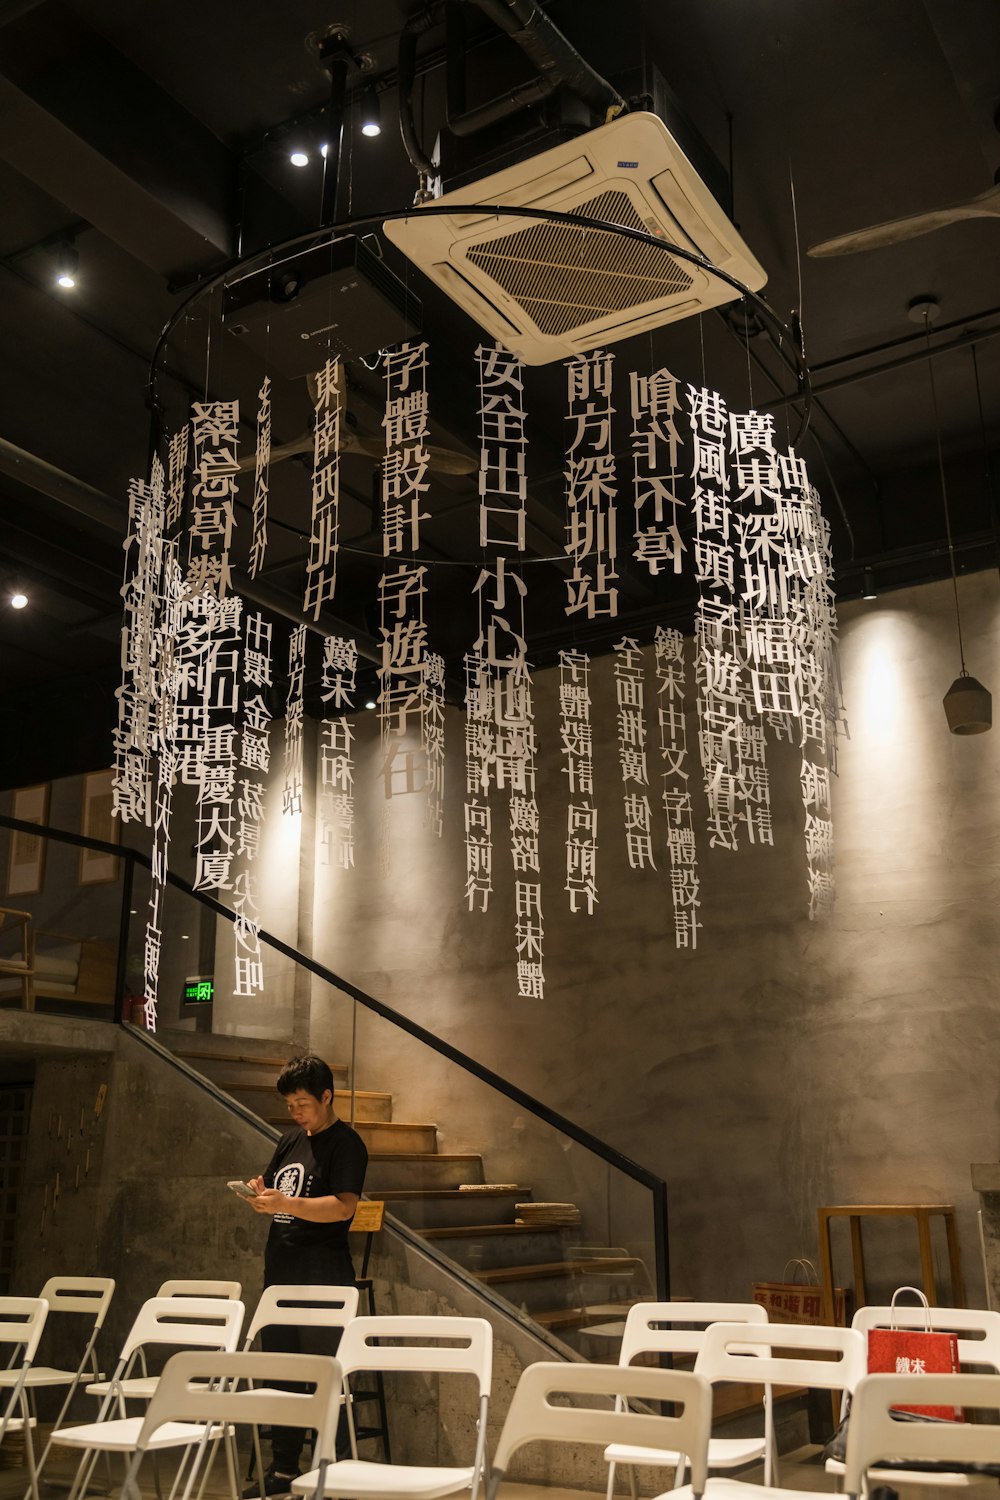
[5,784,49,896]
[79,770,120,885]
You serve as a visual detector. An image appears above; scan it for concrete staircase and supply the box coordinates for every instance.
[163,1032,647,1350]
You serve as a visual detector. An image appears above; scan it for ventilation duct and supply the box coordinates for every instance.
[385,112,767,365]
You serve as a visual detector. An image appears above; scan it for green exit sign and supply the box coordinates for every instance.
[183,978,214,1004]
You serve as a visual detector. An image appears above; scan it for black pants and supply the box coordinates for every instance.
[262,1248,357,1471]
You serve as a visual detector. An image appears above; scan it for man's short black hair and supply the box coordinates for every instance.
[276,1054,335,1101]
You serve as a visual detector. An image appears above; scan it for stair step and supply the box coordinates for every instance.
[365,1154,485,1192]
[171,1045,349,1086]
[230,1086,391,1122]
[475,1257,645,1314]
[354,1121,438,1153]
[378,1188,530,1229]
[421,1223,573,1270]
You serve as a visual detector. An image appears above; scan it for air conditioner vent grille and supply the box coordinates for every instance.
[466,189,694,337]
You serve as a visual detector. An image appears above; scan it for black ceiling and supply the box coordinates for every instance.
[1,0,999,788]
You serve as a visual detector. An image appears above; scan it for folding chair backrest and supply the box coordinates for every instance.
[245,1285,359,1346]
[136,1350,342,1462]
[0,1298,48,1365]
[38,1277,115,1329]
[157,1280,242,1300]
[337,1315,492,1396]
[851,1305,1000,1371]
[490,1362,712,1496]
[695,1321,865,1391]
[120,1297,245,1362]
[619,1301,768,1364]
[843,1371,1000,1497]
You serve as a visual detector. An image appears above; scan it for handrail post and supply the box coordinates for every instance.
[113,855,135,1025]
[652,1180,671,1302]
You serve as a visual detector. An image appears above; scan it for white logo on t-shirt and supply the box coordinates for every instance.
[274,1163,305,1222]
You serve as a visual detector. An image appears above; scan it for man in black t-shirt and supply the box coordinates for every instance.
[240,1054,367,1497]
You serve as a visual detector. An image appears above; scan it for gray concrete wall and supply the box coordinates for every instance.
[12,1024,273,1376]
[306,571,1000,1311]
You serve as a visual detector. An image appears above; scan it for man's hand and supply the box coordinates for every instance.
[247,1186,288,1216]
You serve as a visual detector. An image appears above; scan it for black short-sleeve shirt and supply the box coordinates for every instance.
[263,1118,368,1260]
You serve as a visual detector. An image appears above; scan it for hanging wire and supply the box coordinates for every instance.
[924,310,967,674]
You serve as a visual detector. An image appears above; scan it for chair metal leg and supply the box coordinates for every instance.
[605,1458,618,1500]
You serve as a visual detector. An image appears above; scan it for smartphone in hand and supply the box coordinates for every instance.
[227,1180,257,1199]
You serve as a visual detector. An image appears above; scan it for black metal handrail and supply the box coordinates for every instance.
[0,810,670,1297]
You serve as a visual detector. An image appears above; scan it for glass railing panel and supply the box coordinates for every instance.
[310,982,659,1357]
[0,820,124,1022]
[0,815,668,1353]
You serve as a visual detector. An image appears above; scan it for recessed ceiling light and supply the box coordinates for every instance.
[54,242,78,290]
[365,699,377,710]
[10,593,27,609]
[289,150,309,167]
[360,84,381,138]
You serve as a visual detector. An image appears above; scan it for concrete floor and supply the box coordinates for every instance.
[1,1429,996,1500]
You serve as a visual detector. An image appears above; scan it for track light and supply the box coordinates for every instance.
[55,242,78,290]
[289,149,310,167]
[269,266,303,303]
[862,568,877,600]
[10,593,27,609]
[360,84,381,138]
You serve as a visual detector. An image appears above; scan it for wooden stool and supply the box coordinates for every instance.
[817,1204,965,1325]
[349,1199,391,1461]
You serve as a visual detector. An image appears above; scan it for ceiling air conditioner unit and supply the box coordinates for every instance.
[384,111,767,366]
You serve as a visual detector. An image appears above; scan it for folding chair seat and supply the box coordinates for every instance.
[602,1301,773,1497]
[668,1322,866,1500]
[0,1296,49,1500]
[487,1362,713,1500]
[53,1348,341,1500]
[291,1314,492,1500]
[843,1371,1000,1498]
[158,1280,243,1300]
[84,1295,244,1409]
[0,1277,115,1475]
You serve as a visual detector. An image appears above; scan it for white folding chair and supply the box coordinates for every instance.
[55,1348,342,1500]
[603,1301,773,1498]
[851,1304,1000,1371]
[0,1277,115,1476]
[291,1314,492,1500]
[668,1322,866,1500]
[0,1296,49,1500]
[844,1371,1000,1499]
[85,1295,245,1409]
[829,1306,1000,1487]
[487,1362,712,1500]
[158,1281,243,1300]
[242,1285,360,1490]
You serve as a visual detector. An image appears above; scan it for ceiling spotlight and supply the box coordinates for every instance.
[365,699,377,710]
[54,242,78,290]
[360,84,381,138]
[269,266,303,303]
[10,592,27,609]
[289,150,310,167]
[862,567,877,601]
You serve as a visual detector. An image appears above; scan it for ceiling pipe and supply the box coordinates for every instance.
[0,432,382,663]
[764,320,1000,410]
[464,0,625,122]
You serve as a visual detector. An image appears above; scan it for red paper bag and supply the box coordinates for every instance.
[867,1326,961,1420]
